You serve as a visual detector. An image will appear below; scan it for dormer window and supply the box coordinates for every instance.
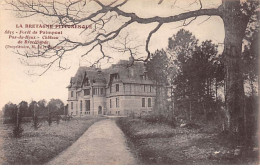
[71,91,74,97]
[110,73,120,83]
[84,89,90,96]
[84,77,90,86]
[144,72,148,80]
[140,73,148,80]
[115,73,119,79]
[82,72,90,86]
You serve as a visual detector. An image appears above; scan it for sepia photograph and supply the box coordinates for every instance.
[0,0,259,165]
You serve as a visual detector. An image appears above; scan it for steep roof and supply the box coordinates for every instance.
[68,60,154,89]
[67,66,106,88]
[103,60,147,81]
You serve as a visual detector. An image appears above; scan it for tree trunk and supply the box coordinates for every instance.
[215,79,218,101]
[154,81,160,114]
[249,79,255,96]
[189,101,192,121]
[221,0,250,138]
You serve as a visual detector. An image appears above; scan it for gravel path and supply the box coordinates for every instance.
[47,119,137,165]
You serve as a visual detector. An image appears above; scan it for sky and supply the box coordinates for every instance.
[0,0,225,110]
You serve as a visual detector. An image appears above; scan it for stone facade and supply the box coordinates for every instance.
[67,60,158,116]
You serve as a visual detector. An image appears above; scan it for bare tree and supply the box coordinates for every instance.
[6,0,259,139]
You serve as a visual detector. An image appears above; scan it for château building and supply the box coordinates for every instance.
[67,60,159,116]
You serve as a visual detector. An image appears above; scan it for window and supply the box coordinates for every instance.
[85,78,90,86]
[92,88,103,95]
[141,74,147,80]
[130,69,134,76]
[80,100,82,111]
[110,99,112,108]
[144,73,147,80]
[71,102,73,110]
[116,74,119,79]
[142,98,145,107]
[84,89,90,96]
[110,86,112,93]
[116,84,119,92]
[111,73,120,82]
[116,97,119,108]
[71,91,74,97]
[150,85,152,92]
[148,98,152,107]
[85,100,90,111]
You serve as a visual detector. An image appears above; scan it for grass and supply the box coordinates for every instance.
[0,116,104,165]
[116,117,259,165]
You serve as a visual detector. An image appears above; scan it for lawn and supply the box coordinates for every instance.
[116,117,259,165]
[0,116,104,165]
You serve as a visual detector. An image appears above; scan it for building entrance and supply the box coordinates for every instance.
[98,106,102,115]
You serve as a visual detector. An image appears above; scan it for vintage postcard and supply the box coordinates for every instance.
[0,0,259,165]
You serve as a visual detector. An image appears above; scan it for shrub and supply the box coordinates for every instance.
[13,125,23,138]
[56,115,61,124]
[32,115,41,130]
[47,112,52,126]
[143,113,176,127]
[12,108,24,138]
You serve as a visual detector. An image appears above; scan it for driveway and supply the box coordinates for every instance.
[47,119,137,165]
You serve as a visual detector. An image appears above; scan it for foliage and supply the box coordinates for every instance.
[146,49,170,84]
[12,106,23,138]
[142,113,176,127]
[37,99,47,116]
[48,99,65,115]
[13,125,23,138]
[242,28,259,95]
[146,26,258,144]
[145,29,226,125]
[167,30,223,122]
[32,115,41,130]
[27,101,37,117]
[3,102,17,122]
[18,101,28,117]
[243,95,258,146]
[47,111,52,126]
[168,29,198,64]
[116,117,258,164]
[56,115,61,125]
[47,99,64,125]
[3,99,66,121]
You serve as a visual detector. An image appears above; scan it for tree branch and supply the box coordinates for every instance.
[6,0,222,75]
